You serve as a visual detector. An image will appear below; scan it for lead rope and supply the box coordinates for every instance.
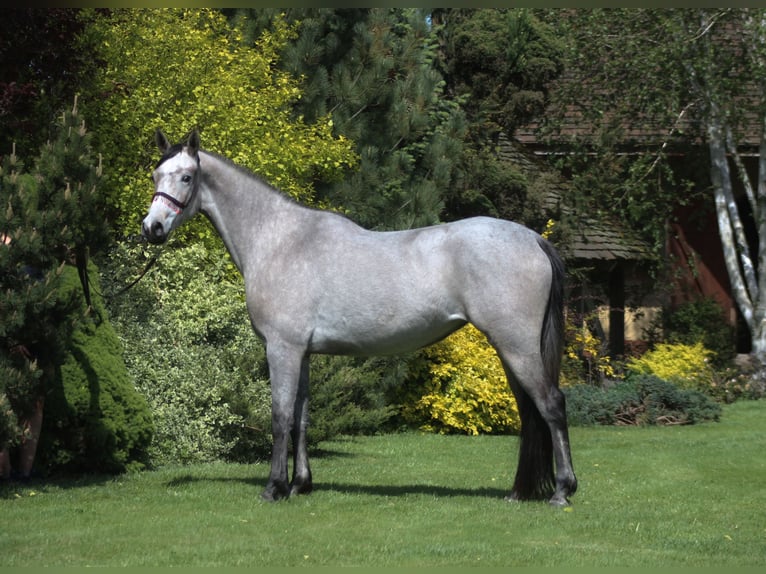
[110,254,158,299]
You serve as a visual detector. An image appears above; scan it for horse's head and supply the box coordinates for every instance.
[141,129,202,244]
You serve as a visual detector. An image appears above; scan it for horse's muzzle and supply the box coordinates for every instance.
[142,220,168,245]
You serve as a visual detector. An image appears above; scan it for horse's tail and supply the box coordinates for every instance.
[538,237,565,395]
[511,237,565,500]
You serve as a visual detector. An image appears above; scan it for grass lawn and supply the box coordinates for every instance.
[1,401,764,567]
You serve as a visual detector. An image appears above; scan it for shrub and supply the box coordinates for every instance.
[105,242,273,465]
[398,324,520,435]
[708,364,766,403]
[561,310,615,386]
[37,263,154,474]
[563,374,721,426]
[106,241,400,464]
[658,298,735,366]
[307,355,401,444]
[626,341,716,392]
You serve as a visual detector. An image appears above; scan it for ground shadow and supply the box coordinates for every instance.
[316,481,509,499]
[163,472,508,500]
[0,472,116,499]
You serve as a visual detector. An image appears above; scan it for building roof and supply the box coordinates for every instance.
[515,14,761,154]
[498,135,651,261]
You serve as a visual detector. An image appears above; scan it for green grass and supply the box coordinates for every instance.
[1,401,765,567]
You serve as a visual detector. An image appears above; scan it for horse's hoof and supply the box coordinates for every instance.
[290,482,313,497]
[548,495,571,508]
[260,491,278,502]
[261,486,288,502]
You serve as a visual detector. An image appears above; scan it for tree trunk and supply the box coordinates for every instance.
[708,116,754,324]
[707,113,766,365]
[751,320,766,364]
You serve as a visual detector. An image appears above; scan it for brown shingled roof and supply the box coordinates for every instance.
[498,135,651,261]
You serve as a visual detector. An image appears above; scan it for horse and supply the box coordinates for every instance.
[141,129,578,507]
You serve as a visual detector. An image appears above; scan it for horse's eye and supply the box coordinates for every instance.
[181,175,192,184]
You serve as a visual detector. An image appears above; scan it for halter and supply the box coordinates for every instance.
[152,191,188,214]
[151,144,201,215]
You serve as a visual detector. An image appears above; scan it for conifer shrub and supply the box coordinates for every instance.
[37,263,153,474]
[398,324,520,435]
[563,374,721,426]
[307,355,401,444]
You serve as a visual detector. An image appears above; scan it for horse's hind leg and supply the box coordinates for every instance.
[501,352,577,506]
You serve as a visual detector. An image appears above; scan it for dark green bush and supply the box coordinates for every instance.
[308,355,401,444]
[655,298,736,367]
[563,374,722,427]
[37,263,153,474]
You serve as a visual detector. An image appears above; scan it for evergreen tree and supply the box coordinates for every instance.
[0,100,109,469]
[434,8,564,226]
[0,9,98,155]
[232,8,466,230]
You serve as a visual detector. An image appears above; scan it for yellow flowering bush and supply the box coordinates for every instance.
[626,342,716,391]
[401,325,520,435]
[561,311,615,386]
[87,9,356,240]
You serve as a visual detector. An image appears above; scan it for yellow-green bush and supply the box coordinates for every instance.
[560,311,615,386]
[626,342,716,392]
[86,9,356,241]
[401,325,520,435]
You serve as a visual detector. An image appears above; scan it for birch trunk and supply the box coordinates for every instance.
[708,110,766,364]
[708,116,754,319]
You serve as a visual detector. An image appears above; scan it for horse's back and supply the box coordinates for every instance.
[431,216,553,287]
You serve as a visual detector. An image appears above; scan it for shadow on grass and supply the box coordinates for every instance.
[163,472,508,500]
[317,481,509,499]
[0,472,117,499]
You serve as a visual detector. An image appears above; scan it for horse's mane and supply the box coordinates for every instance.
[199,149,352,221]
[201,149,289,198]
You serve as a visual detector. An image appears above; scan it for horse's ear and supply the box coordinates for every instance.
[187,130,200,156]
[155,129,171,153]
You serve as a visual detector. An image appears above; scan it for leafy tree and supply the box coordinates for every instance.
[84,8,356,243]
[231,8,466,230]
[537,9,694,260]
[0,9,98,154]
[540,9,766,364]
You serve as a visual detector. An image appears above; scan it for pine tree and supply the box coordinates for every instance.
[0,99,109,459]
[434,8,564,226]
[232,8,466,230]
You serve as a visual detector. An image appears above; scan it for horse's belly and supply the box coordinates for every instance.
[309,312,467,356]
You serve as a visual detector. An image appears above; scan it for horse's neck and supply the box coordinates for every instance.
[197,152,300,274]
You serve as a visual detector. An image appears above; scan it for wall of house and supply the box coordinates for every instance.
[669,201,736,324]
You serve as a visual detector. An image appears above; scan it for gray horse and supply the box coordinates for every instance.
[141,130,577,506]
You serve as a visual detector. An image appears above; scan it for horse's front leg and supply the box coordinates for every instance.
[262,343,305,502]
[290,355,312,496]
